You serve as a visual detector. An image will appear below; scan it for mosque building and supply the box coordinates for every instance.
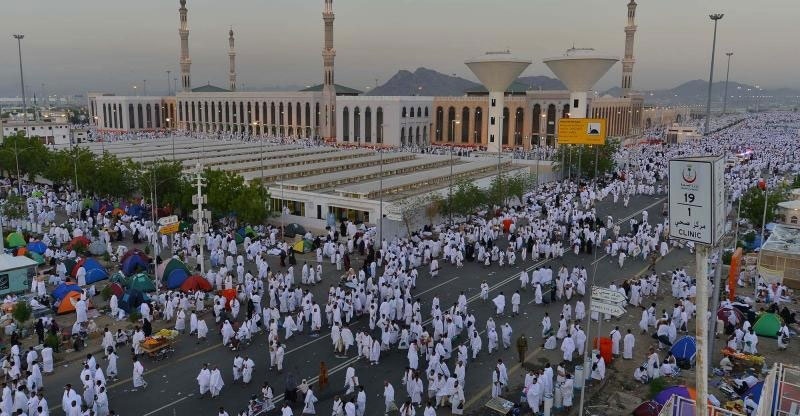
[88,0,672,148]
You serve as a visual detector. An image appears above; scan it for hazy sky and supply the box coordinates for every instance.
[1,0,798,97]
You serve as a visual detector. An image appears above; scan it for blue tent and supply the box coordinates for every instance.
[81,258,109,284]
[26,241,47,255]
[119,288,150,314]
[670,336,697,367]
[126,204,144,218]
[121,254,148,276]
[51,282,82,301]
[164,268,189,289]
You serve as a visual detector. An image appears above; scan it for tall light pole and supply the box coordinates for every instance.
[166,70,172,96]
[12,34,26,194]
[449,119,460,227]
[703,13,724,135]
[722,52,733,114]
[378,123,386,244]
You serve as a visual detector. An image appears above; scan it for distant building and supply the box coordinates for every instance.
[1,119,71,145]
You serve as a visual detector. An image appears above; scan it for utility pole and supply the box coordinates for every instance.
[166,70,172,95]
[12,34,27,194]
[722,52,733,114]
[191,163,209,274]
[703,14,724,135]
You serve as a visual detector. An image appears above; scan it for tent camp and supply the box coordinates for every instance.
[120,288,150,314]
[51,282,82,301]
[66,236,91,251]
[753,313,782,338]
[180,275,213,293]
[26,241,47,255]
[157,258,190,289]
[670,336,697,368]
[121,250,150,276]
[57,291,93,315]
[128,273,156,292]
[5,232,25,248]
[108,282,125,298]
[26,251,45,265]
[292,239,314,253]
[72,258,108,284]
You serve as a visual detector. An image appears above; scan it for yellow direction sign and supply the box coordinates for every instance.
[557,118,607,145]
[159,222,180,235]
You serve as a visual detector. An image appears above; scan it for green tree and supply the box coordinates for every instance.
[0,194,27,228]
[204,169,269,224]
[425,194,444,226]
[93,152,139,197]
[0,132,51,180]
[450,179,485,219]
[554,138,620,178]
[739,184,789,228]
[505,172,536,204]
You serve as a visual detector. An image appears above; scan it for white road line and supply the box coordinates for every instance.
[141,394,193,416]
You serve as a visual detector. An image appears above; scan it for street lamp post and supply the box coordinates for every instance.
[12,34,27,194]
[722,52,733,115]
[166,70,171,96]
[703,14,724,135]
[378,123,386,244]
[449,119,460,227]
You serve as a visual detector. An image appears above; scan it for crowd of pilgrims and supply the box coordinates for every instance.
[2,111,800,416]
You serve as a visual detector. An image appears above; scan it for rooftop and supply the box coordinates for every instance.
[299,84,362,95]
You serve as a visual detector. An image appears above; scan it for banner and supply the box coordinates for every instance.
[557,118,607,145]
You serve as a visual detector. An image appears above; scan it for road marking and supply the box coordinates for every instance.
[463,347,544,409]
[142,394,193,416]
[590,197,667,265]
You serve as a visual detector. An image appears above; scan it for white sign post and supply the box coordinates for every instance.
[591,287,627,305]
[668,155,724,416]
[589,302,626,317]
[668,156,725,244]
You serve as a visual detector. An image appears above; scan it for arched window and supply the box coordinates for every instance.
[138,104,145,130]
[287,102,293,129]
[423,126,428,144]
[532,104,541,145]
[676,114,682,123]
[247,102,252,126]
[447,107,456,142]
[315,103,320,130]
[400,127,405,146]
[646,118,652,129]
[546,104,556,146]
[270,103,276,134]
[296,102,302,132]
[409,107,414,118]
[435,107,444,141]
[474,107,483,144]
[461,107,470,143]
[342,107,349,141]
[376,107,384,143]
[305,103,311,136]
[402,107,407,118]
[417,107,421,117]
[416,126,421,145]
[515,107,524,146]
[562,104,570,118]
[279,103,285,135]
[365,107,372,142]
[424,107,429,117]
[502,107,510,145]
[354,107,361,142]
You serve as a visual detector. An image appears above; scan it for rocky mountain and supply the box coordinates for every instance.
[367,67,565,96]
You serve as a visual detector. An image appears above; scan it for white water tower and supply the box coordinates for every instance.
[543,48,618,118]
[466,51,531,153]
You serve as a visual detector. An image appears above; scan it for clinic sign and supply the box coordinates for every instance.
[668,156,725,245]
[556,118,607,145]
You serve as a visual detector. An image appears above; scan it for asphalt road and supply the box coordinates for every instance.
[43,191,679,415]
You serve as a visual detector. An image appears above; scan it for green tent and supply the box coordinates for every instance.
[128,273,156,292]
[5,232,25,248]
[293,239,314,253]
[234,233,244,245]
[753,312,782,338]
[110,271,128,284]
[157,258,190,281]
[26,251,45,265]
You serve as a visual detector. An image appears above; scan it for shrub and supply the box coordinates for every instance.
[12,301,32,325]
[649,378,670,399]
[128,311,142,323]
[44,333,60,352]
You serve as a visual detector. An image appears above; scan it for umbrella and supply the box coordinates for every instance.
[89,240,106,256]
[220,288,237,310]
[5,232,25,248]
[180,275,213,293]
[26,241,47,254]
[654,385,696,405]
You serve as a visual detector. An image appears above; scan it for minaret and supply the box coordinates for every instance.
[228,28,237,91]
[179,0,192,92]
[321,0,336,140]
[621,0,637,97]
